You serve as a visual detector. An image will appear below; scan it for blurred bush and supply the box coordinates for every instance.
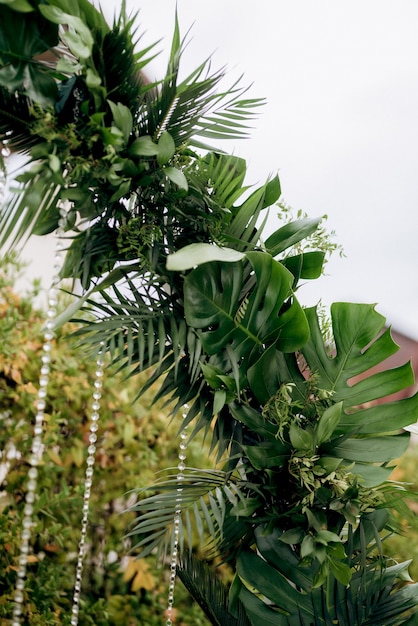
[386,445,418,581]
[0,255,210,625]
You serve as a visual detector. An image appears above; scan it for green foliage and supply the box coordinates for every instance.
[1,2,418,625]
[234,513,418,626]
[126,277,418,622]
[0,1,262,285]
[184,252,308,356]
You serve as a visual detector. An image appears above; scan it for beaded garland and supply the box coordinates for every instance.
[10,205,106,625]
[12,205,69,625]
[70,344,105,626]
[165,405,189,626]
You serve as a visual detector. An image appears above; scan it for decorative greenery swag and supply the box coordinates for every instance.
[1,1,418,624]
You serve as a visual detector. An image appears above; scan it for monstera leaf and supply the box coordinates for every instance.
[184,252,309,362]
[0,4,59,103]
[302,303,418,435]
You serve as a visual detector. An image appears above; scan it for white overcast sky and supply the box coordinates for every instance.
[21,1,418,339]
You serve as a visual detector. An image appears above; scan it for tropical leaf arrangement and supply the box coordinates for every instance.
[1,0,418,624]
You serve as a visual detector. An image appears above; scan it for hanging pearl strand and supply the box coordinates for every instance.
[70,342,105,626]
[165,404,189,626]
[12,205,68,626]
[0,143,10,204]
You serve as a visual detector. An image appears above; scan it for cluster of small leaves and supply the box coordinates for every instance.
[276,201,345,264]
[261,382,296,440]
[231,396,367,585]
[259,384,379,533]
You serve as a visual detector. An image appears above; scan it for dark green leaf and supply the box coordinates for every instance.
[230,498,259,517]
[184,260,242,354]
[238,586,289,626]
[327,557,351,587]
[243,441,290,470]
[247,346,307,405]
[325,433,410,464]
[279,528,304,545]
[265,217,322,256]
[289,423,314,452]
[315,402,342,446]
[184,253,309,362]
[237,550,315,618]
[263,175,281,207]
[282,251,325,281]
[157,130,175,165]
[178,551,251,626]
[255,527,318,591]
[164,166,188,190]
[229,402,281,442]
[108,99,133,144]
[129,135,159,156]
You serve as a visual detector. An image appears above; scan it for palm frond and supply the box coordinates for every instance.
[148,65,263,148]
[219,175,281,253]
[178,550,252,626]
[127,463,258,565]
[127,467,229,559]
[137,14,263,148]
[93,10,159,114]
[193,90,265,142]
[74,275,185,377]
[195,152,248,211]
[142,357,245,462]
[0,175,61,250]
